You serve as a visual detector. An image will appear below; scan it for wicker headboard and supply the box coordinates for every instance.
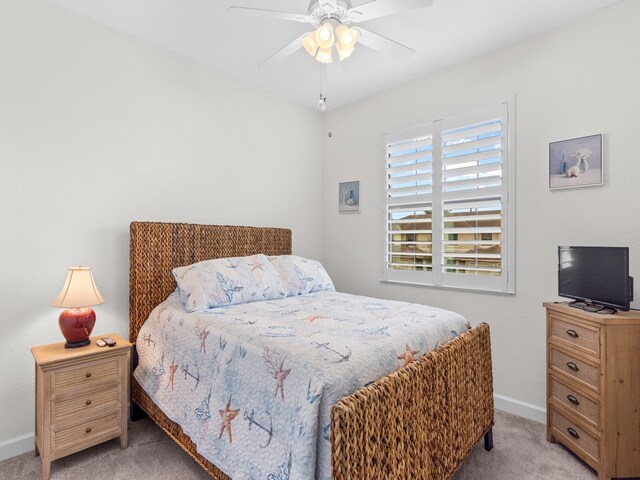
[129,221,292,343]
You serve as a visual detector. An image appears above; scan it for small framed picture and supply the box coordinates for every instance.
[549,134,603,190]
[339,181,360,213]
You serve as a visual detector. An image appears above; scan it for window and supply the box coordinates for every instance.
[382,101,515,293]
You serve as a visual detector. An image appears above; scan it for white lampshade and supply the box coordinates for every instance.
[336,42,355,61]
[51,266,104,308]
[315,22,334,49]
[302,32,319,56]
[335,25,357,61]
[336,25,357,49]
[315,46,333,64]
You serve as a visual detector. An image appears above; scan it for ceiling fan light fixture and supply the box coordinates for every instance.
[315,22,334,49]
[315,46,333,64]
[302,32,319,56]
[336,25,357,49]
[336,42,354,61]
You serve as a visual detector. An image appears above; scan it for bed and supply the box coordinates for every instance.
[129,221,494,479]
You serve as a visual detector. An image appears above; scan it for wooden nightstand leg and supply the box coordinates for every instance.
[120,429,128,449]
[41,456,51,480]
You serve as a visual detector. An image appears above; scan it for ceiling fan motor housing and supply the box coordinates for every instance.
[308,0,352,27]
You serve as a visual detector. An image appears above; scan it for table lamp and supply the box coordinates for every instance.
[51,266,104,348]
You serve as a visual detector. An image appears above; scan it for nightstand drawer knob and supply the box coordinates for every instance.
[85,427,92,434]
[566,361,579,372]
[566,329,579,338]
[86,399,92,406]
[567,427,580,439]
[85,372,92,378]
[566,394,580,406]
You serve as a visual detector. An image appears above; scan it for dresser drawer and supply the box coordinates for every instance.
[550,347,599,392]
[52,385,120,424]
[51,358,120,395]
[549,314,600,357]
[550,408,599,465]
[52,411,120,456]
[550,375,599,428]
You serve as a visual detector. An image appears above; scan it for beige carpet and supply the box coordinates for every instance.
[1,409,596,479]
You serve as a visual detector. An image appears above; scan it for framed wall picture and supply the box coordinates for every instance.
[549,134,603,190]
[339,180,360,213]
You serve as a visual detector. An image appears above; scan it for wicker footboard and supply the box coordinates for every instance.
[331,323,494,480]
[132,323,492,480]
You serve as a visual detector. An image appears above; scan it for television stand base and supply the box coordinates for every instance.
[568,300,617,314]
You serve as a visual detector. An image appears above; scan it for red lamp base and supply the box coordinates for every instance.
[59,308,96,348]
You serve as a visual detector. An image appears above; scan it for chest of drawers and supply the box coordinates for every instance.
[545,302,640,480]
[31,333,131,480]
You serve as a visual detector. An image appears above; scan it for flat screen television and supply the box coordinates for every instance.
[558,246,632,312]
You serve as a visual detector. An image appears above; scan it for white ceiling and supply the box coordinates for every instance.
[51,0,619,110]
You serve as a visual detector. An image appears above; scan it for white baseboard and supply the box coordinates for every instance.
[0,432,34,462]
[494,393,546,424]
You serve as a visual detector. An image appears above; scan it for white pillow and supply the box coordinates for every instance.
[269,255,335,297]
[173,254,285,312]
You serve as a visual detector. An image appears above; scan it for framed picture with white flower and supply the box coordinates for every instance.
[549,134,603,190]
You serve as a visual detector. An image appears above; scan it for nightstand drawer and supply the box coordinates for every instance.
[51,358,119,394]
[52,411,120,455]
[550,375,599,428]
[550,346,599,392]
[52,386,120,424]
[549,314,600,357]
[550,408,599,465]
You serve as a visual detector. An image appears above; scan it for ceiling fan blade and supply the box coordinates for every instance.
[258,34,307,69]
[319,0,338,14]
[227,6,312,23]
[348,0,433,23]
[355,27,415,61]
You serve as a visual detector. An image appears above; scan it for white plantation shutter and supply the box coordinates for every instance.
[383,124,435,284]
[382,101,515,293]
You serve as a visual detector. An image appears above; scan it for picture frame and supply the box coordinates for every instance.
[338,180,360,213]
[549,134,603,190]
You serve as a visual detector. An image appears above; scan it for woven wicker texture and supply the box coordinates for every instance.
[551,409,599,461]
[331,323,493,480]
[550,348,599,392]
[550,315,600,357]
[129,221,494,480]
[550,376,599,427]
[129,221,292,343]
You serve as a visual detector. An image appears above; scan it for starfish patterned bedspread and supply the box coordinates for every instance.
[134,290,470,480]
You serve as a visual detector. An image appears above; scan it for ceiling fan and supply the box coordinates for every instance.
[228,0,434,68]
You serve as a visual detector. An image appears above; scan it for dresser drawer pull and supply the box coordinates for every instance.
[85,427,92,434]
[566,361,580,372]
[566,394,580,406]
[85,399,92,406]
[566,427,580,439]
[566,329,579,338]
[85,372,92,378]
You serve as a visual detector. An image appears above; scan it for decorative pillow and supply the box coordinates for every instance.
[173,254,285,312]
[269,255,335,297]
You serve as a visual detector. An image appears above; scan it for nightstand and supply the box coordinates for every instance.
[31,333,131,480]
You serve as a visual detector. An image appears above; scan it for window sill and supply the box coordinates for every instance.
[379,279,515,296]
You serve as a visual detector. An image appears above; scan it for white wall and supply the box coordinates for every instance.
[0,0,323,458]
[322,0,640,421]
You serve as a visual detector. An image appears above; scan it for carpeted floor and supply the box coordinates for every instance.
[1,409,596,479]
